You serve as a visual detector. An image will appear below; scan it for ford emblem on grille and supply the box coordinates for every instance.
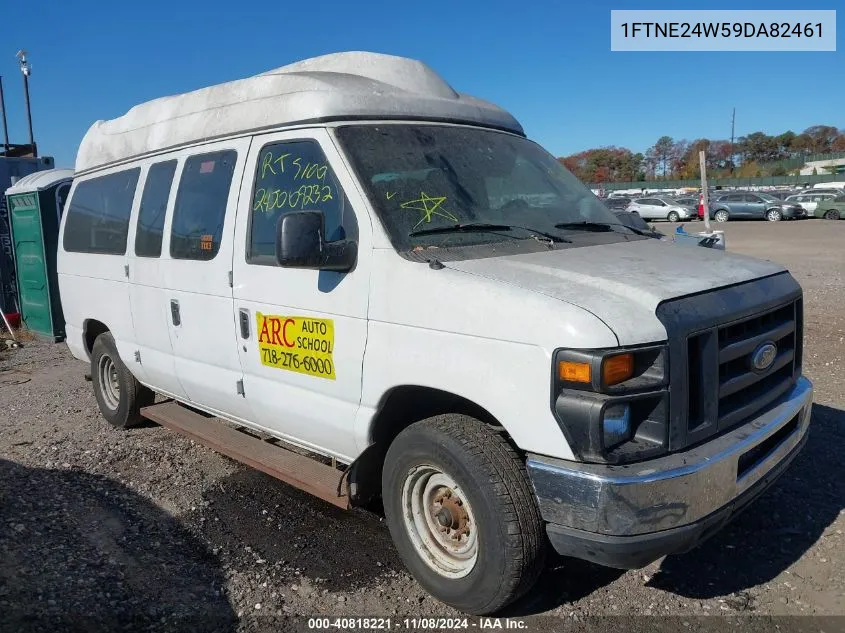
[751,342,778,371]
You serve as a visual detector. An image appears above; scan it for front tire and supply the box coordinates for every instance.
[90,332,154,428]
[714,209,729,223]
[766,208,782,222]
[382,415,546,614]
[824,210,840,220]
[667,211,680,222]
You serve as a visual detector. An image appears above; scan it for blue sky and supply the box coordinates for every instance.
[0,0,841,168]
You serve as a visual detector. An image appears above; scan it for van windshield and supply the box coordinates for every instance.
[335,124,634,253]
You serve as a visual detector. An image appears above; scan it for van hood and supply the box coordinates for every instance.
[444,238,785,345]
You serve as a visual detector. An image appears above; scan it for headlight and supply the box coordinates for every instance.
[551,345,669,463]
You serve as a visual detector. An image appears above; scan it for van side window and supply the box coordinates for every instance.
[248,140,345,263]
[135,160,177,257]
[170,150,237,261]
[63,168,140,254]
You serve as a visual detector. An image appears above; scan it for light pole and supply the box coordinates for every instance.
[15,50,36,158]
[0,76,10,152]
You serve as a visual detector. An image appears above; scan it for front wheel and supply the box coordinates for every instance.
[90,332,154,428]
[382,415,546,614]
[714,209,729,223]
[667,211,680,222]
[766,208,783,222]
[824,210,840,220]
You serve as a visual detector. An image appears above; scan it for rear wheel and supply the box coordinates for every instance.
[667,211,680,222]
[382,415,546,614]
[824,209,840,220]
[766,208,782,222]
[714,209,729,223]
[90,332,154,428]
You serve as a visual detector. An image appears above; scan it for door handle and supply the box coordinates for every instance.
[239,308,250,339]
[170,299,181,326]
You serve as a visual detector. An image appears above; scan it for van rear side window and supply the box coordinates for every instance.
[63,168,140,254]
[170,150,237,261]
[135,160,177,258]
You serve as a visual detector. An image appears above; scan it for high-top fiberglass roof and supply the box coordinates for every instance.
[75,52,523,173]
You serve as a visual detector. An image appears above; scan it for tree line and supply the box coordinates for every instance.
[559,125,845,184]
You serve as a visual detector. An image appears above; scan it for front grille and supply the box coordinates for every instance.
[656,274,803,452]
[686,299,801,442]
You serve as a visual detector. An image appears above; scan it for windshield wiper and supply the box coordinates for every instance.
[556,221,657,238]
[408,222,512,237]
[410,222,571,242]
[554,221,618,232]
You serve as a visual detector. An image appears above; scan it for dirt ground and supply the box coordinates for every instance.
[1,219,843,632]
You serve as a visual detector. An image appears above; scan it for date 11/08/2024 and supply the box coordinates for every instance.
[307,617,528,629]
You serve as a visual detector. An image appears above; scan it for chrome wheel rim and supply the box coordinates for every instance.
[715,211,728,222]
[767,210,781,221]
[401,465,478,578]
[97,355,120,410]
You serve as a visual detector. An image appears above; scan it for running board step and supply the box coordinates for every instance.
[141,401,349,509]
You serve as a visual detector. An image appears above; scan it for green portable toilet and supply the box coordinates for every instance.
[4,169,74,341]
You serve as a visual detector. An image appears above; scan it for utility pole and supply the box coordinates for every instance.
[700,150,711,233]
[15,50,36,158]
[0,76,9,152]
[729,107,736,174]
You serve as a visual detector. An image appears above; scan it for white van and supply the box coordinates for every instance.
[58,52,813,614]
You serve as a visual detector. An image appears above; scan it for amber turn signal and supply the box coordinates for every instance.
[559,360,592,384]
[602,353,634,386]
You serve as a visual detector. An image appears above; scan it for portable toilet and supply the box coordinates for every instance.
[4,169,74,340]
[0,155,55,320]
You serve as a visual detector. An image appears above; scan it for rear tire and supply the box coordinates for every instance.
[382,415,546,615]
[824,210,840,220]
[90,332,154,428]
[714,209,729,223]
[667,211,680,222]
[766,208,782,222]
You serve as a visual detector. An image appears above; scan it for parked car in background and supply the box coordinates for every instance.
[813,194,845,220]
[627,196,694,221]
[709,191,806,222]
[812,182,845,191]
[806,187,845,197]
[785,192,838,214]
[603,196,631,211]
[674,196,698,208]
[765,190,795,201]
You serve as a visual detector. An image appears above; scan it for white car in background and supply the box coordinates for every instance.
[627,196,694,222]
[786,192,838,214]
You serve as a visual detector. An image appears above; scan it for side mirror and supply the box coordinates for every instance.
[275,211,357,272]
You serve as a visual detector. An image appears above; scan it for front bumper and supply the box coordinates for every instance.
[527,376,813,569]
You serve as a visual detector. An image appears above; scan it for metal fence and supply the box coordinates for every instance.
[595,172,842,192]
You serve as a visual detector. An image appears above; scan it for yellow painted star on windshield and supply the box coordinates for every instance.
[400,192,459,229]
